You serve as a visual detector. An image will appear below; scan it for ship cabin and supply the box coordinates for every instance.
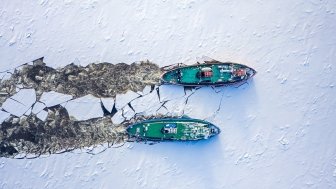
[197,67,213,79]
[161,123,178,134]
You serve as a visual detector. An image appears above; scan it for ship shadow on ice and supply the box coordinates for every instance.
[131,135,223,188]
[180,77,258,131]
[126,79,258,187]
[215,79,259,130]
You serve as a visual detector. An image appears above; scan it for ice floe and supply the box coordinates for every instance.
[157,85,185,102]
[32,102,46,114]
[122,105,135,120]
[64,94,104,120]
[1,89,36,117]
[0,110,11,123]
[130,90,161,116]
[115,90,140,110]
[36,110,48,121]
[101,98,115,113]
[137,85,152,96]
[40,91,73,107]
[111,111,125,124]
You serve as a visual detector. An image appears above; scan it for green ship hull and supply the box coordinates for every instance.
[127,118,220,141]
[161,62,256,86]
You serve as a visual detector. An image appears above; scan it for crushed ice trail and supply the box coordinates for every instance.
[0,58,231,158]
[0,58,162,158]
[0,57,161,102]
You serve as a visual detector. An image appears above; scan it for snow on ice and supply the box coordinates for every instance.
[1,0,336,189]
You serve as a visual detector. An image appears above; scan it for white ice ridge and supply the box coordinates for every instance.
[1,89,36,117]
[64,94,104,120]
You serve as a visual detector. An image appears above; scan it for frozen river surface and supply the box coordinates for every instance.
[1,0,336,188]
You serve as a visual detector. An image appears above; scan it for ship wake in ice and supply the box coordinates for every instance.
[0,58,248,158]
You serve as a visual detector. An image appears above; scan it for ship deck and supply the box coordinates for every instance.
[127,119,212,140]
[162,63,237,85]
[179,65,232,84]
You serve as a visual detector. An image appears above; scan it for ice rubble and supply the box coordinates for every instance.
[0,57,164,127]
[0,58,161,104]
[0,62,144,156]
